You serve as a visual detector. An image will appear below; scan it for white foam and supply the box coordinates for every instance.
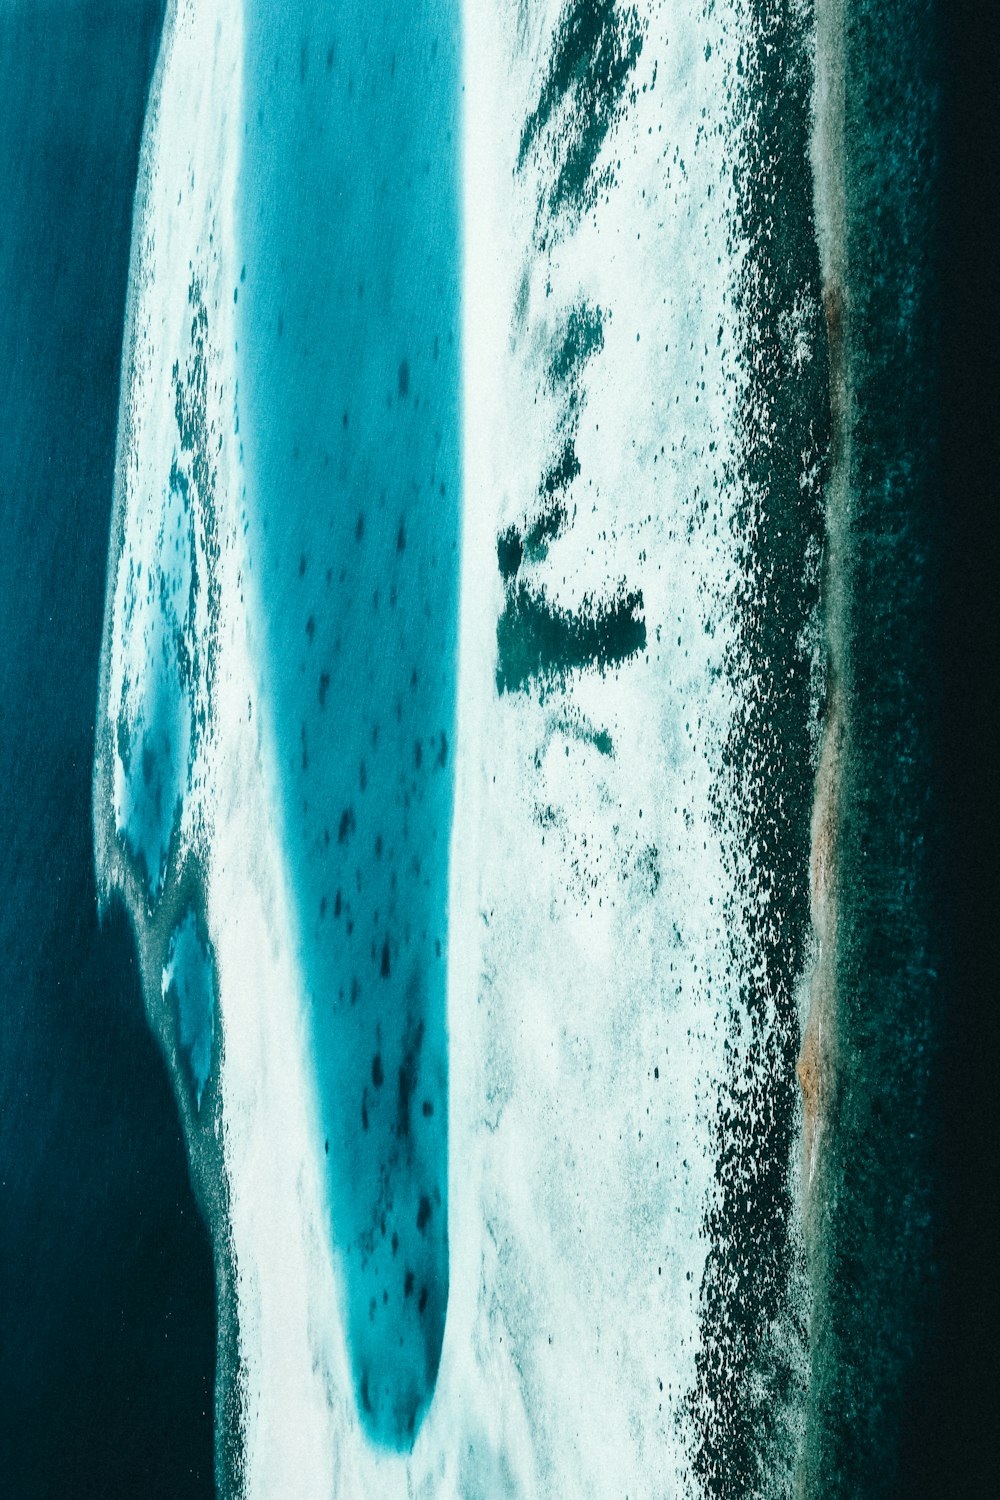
[96,2,812,1494]
[447,4,752,1491]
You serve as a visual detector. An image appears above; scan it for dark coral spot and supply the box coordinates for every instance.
[497,525,524,581]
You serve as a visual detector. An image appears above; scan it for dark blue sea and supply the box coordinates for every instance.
[0,5,215,1496]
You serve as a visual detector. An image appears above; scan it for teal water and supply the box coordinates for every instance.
[0,4,217,1495]
[235,0,461,1446]
[802,3,944,1494]
[162,905,217,1111]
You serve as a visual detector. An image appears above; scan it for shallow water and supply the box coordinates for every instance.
[234,0,462,1444]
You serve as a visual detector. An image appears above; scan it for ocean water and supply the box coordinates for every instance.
[234,1,461,1442]
[801,2,945,1493]
[25,0,956,1496]
[0,4,216,1497]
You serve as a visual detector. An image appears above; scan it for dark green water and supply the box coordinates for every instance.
[800,3,966,1497]
[0,4,216,1496]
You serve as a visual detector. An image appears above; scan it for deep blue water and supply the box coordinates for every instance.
[235,0,462,1446]
[0,5,216,1495]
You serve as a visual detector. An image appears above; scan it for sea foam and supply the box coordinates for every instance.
[95,1,822,1494]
